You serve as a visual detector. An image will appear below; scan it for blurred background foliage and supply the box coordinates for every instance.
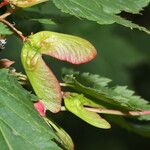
[0,1,150,149]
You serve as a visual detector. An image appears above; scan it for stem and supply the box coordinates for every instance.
[61,106,150,116]
[0,8,16,19]
[0,8,26,41]
[85,107,150,116]
[0,19,27,41]
[0,0,9,8]
[0,11,12,19]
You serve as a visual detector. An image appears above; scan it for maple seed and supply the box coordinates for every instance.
[34,101,46,116]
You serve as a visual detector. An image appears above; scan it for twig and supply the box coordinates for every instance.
[0,8,26,41]
[85,107,150,116]
[0,19,27,41]
[0,0,9,8]
[0,11,12,19]
[0,8,16,19]
[61,106,150,116]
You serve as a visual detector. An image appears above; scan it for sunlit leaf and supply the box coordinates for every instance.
[62,69,150,121]
[0,69,64,150]
[64,93,111,129]
[27,31,97,64]
[21,31,96,112]
[53,0,150,33]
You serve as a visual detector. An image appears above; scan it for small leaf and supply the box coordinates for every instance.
[62,69,150,136]
[0,22,12,35]
[64,93,111,129]
[45,118,74,150]
[62,69,150,121]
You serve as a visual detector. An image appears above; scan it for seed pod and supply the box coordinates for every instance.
[9,0,48,8]
[21,31,97,113]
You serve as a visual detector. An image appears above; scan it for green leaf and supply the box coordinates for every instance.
[0,69,65,150]
[30,19,56,25]
[45,118,74,150]
[52,0,150,33]
[64,93,111,129]
[0,23,12,35]
[62,69,150,136]
[107,116,150,137]
[62,69,150,121]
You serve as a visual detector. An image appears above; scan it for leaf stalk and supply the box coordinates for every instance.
[61,106,150,117]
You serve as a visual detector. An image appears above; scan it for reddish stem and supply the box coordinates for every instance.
[0,0,9,8]
[61,106,150,116]
[129,110,150,116]
[0,19,27,42]
[85,107,150,116]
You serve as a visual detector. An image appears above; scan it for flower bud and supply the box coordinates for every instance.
[34,101,46,116]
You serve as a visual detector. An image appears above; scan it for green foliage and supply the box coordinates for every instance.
[0,69,64,150]
[45,118,74,150]
[0,0,150,149]
[62,69,150,136]
[0,23,12,35]
[52,0,150,33]
[62,69,150,121]
[64,93,111,129]
[57,21,147,85]
[108,116,150,137]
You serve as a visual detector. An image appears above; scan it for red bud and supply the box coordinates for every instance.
[34,101,46,116]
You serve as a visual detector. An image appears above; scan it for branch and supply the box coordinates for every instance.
[0,8,16,19]
[85,107,150,116]
[0,19,27,41]
[0,0,9,8]
[61,106,150,116]
[0,8,26,41]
